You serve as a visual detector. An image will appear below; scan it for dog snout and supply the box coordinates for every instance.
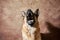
[27,20,35,26]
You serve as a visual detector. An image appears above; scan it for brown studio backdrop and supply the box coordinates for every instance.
[0,0,60,40]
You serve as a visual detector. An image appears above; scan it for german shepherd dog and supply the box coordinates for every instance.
[22,9,41,40]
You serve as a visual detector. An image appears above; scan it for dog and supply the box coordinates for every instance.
[22,9,41,40]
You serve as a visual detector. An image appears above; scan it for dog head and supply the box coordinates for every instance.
[22,9,39,26]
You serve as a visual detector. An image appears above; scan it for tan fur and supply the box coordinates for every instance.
[22,16,41,40]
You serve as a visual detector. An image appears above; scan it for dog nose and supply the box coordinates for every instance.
[27,20,35,26]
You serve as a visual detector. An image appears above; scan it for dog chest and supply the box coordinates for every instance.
[22,25,37,40]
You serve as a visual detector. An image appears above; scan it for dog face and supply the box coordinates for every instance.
[22,9,39,26]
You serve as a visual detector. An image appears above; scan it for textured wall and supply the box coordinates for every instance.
[39,0,60,33]
[0,0,60,40]
[0,0,40,40]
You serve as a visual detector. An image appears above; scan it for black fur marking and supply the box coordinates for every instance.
[26,9,35,26]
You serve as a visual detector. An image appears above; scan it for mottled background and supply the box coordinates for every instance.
[0,0,60,40]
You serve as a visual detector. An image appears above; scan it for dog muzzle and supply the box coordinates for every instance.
[27,20,35,26]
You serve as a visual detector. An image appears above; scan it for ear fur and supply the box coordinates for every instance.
[21,11,26,17]
[34,9,39,17]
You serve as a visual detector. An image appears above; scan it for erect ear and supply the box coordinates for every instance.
[21,11,26,17]
[34,9,39,17]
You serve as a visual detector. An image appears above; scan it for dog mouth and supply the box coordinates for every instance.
[27,20,35,26]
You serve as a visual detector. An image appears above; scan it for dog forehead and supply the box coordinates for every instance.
[27,9,34,16]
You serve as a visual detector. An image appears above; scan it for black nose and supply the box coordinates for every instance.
[30,22,34,26]
[27,20,35,26]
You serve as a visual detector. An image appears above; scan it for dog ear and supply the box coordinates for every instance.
[21,11,26,17]
[34,9,39,18]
